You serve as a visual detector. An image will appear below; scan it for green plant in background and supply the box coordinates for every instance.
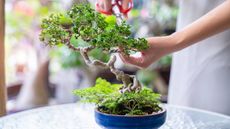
[40,4,162,115]
[137,70,157,87]
[5,0,67,84]
[158,55,172,67]
[74,78,162,115]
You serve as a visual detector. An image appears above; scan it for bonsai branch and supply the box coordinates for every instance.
[108,55,141,93]
[61,31,142,93]
[57,22,142,93]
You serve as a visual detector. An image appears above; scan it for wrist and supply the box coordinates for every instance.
[147,35,179,55]
[169,31,187,52]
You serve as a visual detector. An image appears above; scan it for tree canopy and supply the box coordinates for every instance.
[39,4,148,54]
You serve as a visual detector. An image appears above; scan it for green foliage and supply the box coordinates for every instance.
[49,46,85,68]
[40,13,68,46]
[73,78,162,115]
[40,4,148,54]
[89,48,110,62]
[158,55,172,67]
[137,70,156,87]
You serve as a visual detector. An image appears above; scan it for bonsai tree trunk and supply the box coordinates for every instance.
[39,4,149,94]
[65,44,142,93]
[0,0,7,116]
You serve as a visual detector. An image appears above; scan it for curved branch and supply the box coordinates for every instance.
[65,40,81,51]
[63,33,142,93]
[80,46,106,68]
[107,55,142,93]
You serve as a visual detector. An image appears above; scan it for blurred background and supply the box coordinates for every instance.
[4,0,178,113]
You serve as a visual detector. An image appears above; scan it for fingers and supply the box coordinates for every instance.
[98,0,112,12]
[119,53,149,68]
[119,53,137,65]
[119,54,135,67]
[104,0,112,11]
[122,0,130,10]
[97,0,131,14]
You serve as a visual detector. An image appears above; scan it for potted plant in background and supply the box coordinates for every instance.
[40,4,166,129]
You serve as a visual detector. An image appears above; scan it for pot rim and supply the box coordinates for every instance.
[95,107,166,117]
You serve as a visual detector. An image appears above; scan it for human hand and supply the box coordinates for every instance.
[119,35,179,68]
[97,0,130,13]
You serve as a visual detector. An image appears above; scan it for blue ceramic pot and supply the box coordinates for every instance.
[95,109,166,129]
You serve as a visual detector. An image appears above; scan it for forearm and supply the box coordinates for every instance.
[172,0,230,51]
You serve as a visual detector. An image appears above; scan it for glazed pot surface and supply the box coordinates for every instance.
[94,109,166,129]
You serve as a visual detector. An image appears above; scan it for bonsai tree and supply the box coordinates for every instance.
[40,4,162,115]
